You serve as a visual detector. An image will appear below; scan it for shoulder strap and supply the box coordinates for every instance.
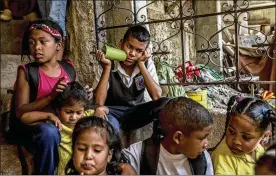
[58,60,76,82]
[188,152,207,175]
[140,137,160,175]
[25,62,39,102]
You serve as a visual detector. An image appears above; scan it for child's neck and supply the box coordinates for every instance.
[40,59,59,68]
[119,62,135,76]
[161,137,179,155]
[40,59,60,77]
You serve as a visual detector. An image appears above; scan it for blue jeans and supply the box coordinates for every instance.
[107,106,129,132]
[37,0,67,36]
[23,123,61,174]
[107,97,170,132]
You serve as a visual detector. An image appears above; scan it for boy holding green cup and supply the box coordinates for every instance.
[93,25,163,132]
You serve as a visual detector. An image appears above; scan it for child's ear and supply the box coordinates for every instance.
[173,131,183,145]
[56,42,63,51]
[119,39,123,49]
[107,149,113,163]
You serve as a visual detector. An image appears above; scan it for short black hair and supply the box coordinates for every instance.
[123,25,150,45]
[51,81,88,111]
[159,96,213,135]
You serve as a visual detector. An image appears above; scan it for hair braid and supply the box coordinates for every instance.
[268,110,276,143]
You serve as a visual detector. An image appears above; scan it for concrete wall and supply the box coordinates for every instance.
[0,20,30,112]
[147,1,196,66]
[66,1,96,87]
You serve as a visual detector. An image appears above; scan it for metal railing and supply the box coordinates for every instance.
[93,0,276,93]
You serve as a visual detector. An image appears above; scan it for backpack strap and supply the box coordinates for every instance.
[140,137,160,175]
[25,61,76,102]
[188,152,207,175]
[58,60,76,82]
[25,62,39,102]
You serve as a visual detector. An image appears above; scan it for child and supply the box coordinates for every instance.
[255,143,276,175]
[65,116,133,175]
[15,19,76,174]
[123,97,214,175]
[211,95,276,175]
[22,81,108,175]
[93,25,162,131]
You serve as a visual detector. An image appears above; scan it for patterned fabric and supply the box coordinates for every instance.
[29,24,62,40]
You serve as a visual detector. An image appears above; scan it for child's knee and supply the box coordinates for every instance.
[33,123,61,143]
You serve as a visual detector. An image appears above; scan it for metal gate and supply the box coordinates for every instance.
[93,0,275,94]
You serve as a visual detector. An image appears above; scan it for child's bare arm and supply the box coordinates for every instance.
[15,68,67,118]
[21,111,62,130]
[100,105,109,114]
[94,50,111,105]
[119,163,137,175]
[94,105,109,120]
[137,51,162,100]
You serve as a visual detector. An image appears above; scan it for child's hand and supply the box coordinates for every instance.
[119,163,136,175]
[96,50,111,69]
[84,85,93,100]
[137,49,151,63]
[47,113,62,131]
[95,106,108,120]
[50,77,68,99]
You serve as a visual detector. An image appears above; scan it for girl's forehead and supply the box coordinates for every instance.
[229,114,260,133]
[29,29,55,39]
[81,127,108,140]
[61,103,85,110]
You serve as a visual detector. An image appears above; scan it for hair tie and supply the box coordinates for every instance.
[236,96,243,103]
[29,24,62,41]
[262,109,270,117]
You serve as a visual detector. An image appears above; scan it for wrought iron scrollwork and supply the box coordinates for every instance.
[93,0,275,89]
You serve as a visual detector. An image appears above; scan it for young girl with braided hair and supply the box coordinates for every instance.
[211,95,276,175]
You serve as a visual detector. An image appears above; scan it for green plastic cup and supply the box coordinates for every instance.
[102,45,127,61]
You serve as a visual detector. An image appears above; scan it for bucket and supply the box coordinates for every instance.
[102,45,127,61]
[186,89,208,108]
